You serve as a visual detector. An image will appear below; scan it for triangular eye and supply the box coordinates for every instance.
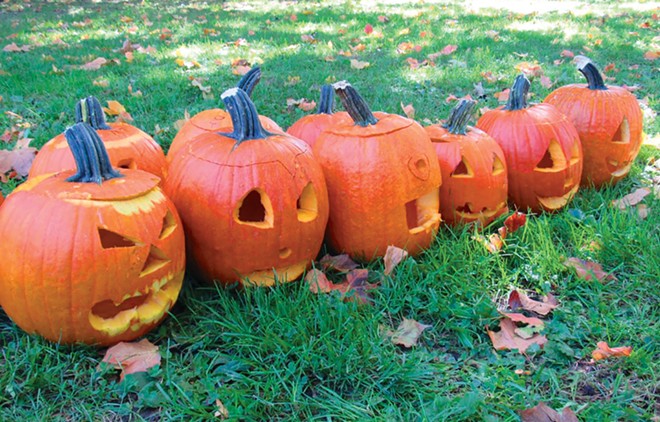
[570,141,581,165]
[451,157,473,177]
[297,182,318,223]
[159,210,177,240]
[535,139,567,171]
[234,189,274,228]
[139,245,171,277]
[98,228,142,249]
[492,155,505,175]
[612,118,630,143]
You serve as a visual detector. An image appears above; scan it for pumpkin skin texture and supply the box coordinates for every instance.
[313,82,441,260]
[167,66,283,162]
[286,85,351,148]
[0,123,185,345]
[544,56,643,188]
[165,88,328,287]
[426,100,508,226]
[28,96,167,180]
[476,75,583,213]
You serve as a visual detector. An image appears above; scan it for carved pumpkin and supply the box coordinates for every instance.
[313,81,442,259]
[476,75,583,213]
[167,66,283,161]
[28,96,167,180]
[286,85,351,148]
[0,123,185,345]
[544,56,643,188]
[426,99,508,226]
[165,88,328,287]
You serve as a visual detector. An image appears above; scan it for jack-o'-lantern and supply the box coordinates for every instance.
[313,81,442,260]
[167,66,283,161]
[544,56,643,187]
[28,96,167,180]
[286,85,351,148]
[0,123,185,345]
[426,99,508,226]
[477,75,583,213]
[165,88,328,286]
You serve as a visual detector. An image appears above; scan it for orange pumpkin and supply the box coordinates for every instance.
[286,85,351,148]
[313,81,442,260]
[167,66,283,161]
[426,99,508,226]
[165,88,328,286]
[544,56,643,187]
[0,123,185,345]
[476,75,583,213]
[28,96,167,180]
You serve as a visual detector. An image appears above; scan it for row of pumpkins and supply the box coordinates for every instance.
[0,57,643,345]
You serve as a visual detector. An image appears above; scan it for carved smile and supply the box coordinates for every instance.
[241,260,309,287]
[405,190,441,235]
[537,185,579,210]
[606,159,633,178]
[455,202,507,220]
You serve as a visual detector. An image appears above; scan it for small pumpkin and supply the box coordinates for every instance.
[28,96,167,180]
[544,56,643,187]
[476,74,583,213]
[0,123,185,345]
[313,81,442,259]
[286,85,351,148]
[426,99,508,226]
[167,66,283,161]
[165,88,328,286]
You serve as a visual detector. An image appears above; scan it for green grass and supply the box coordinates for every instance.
[1,0,659,420]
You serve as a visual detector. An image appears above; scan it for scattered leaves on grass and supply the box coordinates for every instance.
[487,316,547,353]
[231,59,252,76]
[520,402,579,422]
[3,43,31,52]
[80,57,120,70]
[611,187,651,210]
[286,98,316,112]
[383,318,431,348]
[539,75,553,88]
[400,102,415,119]
[560,49,575,58]
[174,109,191,131]
[189,76,213,100]
[439,44,458,55]
[563,257,617,282]
[643,50,660,60]
[0,137,36,180]
[515,61,543,78]
[100,339,161,382]
[103,100,133,123]
[383,245,409,276]
[473,233,504,253]
[493,88,510,102]
[499,211,527,238]
[508,290,558,316]
[176,58,201,69]
[592,341,632,361]
[350,59,370,70]
[319,253,359,272]
[305,268,377,304]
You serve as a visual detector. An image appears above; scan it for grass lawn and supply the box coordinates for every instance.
[1,0,659,420]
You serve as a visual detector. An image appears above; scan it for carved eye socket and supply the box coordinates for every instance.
[116,158,137,169]
[235,189,274,228]
[492,155,505,175]
[297,182,318,223]
[612,118,630,144]
[98,228,142,248]
[159,210,177,240]
[451,157,474,178]
[535,139,567,171]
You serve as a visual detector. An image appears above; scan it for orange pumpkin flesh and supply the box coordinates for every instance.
[165,88,328,286]
[426,99,508,226]
[28,96,167,180]
[544,56,643,188]
[476,75,583,213]
[167,66,283,162]
[286,84,351,148]
[313,81,441,260]
[0,123,185,345]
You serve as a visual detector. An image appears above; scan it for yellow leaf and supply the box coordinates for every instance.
[103,100,127,116]
[350,59,370,70]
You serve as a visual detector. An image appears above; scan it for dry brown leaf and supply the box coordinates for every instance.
[383,245,409,276]
[515,61,543,78]
[539,75,553,88]
[3,43,31,52]
[488,317,547,353]
[100,339,161,382]
[319,254,359,272]
[80,57,110,70]
[214,399,229,419]
[643,50,660,60]
[508,290,558,316]
[305,269,334,294]
[0,139,37,179]
[503,312,545,327]
[520,402,579,422]
[306,268,377,304]
[385,318,431,348]
[592,341,632,361]
[350,59,370,70]
[103,100,127,116]
[611,187,651,210]
[400,102,415,119]
[439,44,458,55]
[563,257,617,282]
[232,65,251,75]
[473,233,504,253]
[560,49,575,58]
[93,78,110,88]
[493,88,510,102]
[636,204,650,219]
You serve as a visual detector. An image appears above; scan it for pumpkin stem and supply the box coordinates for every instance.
[333,81,378,127]
[65,122,123,184]
[219,88,272,146]
[236,66,261,97]
[442,99,476,135]
[505,74,530,111]
[75,96,111,130]
[575,55,607,90]
[316,85,335,115]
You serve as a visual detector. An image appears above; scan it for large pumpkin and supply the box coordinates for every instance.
[165,88,328,287]
[286,84,351,148]
[0,123,185,345]
[167,66,283,161]
[313,81,442,259]
[544,56,643,188]
[28,96,167,180]
[426,99,508,226]
[476,75,583,213]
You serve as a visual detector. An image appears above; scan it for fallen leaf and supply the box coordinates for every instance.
[493,88,510,102]
[515,61,543,78]
[539,75,553,88]
[560,49,575,58]
[487,317,547,353]
[503,312,545,327]
[175,58,201,69]
[103,100,127,116]
[364,24,373,34]
[508,290,558,316]
[504,211,527,235]
[643,50,660,60]
[481,71,498,83]
[473,233,504,253]
[383,245,409,276]
[385,318,431,348]
[305,269,334,293]
[400,102,415,119]
[563,257,617,282]
[378,15,389,23]
[592,341,633,361]
[319,254,359,272]
[173,109,191,131]
[232,65,251,75]
[611,187,651,210]
[80,57,110,70]
[93,78,110,88]
[520,402,579,422]
[485,30,500,41]
[636,204,650,220]
[300,34,315,43]
[214,399,229,419]
[439,44,457,55]
[603,63,616,73]
[350,59,370,70]
[100,339,161,382]
[398,28,410,36]
[343,269,378,304]
[3,43,31,52]
[0,139,37,179]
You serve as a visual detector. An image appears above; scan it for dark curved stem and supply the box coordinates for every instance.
[75,96,111,130]
[65,123,122,184]
[219,88,272,147]
[442,99,476,135]
[504,74,530,111]
[575,56,607,90]
[316,85,335,115]
[236,66,261,97]
[333,81,378,127]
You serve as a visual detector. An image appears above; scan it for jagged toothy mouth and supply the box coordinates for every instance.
[455,202,507,220]
[537,185,579,210]
[606,159,633,178]
[240,260,309,287]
